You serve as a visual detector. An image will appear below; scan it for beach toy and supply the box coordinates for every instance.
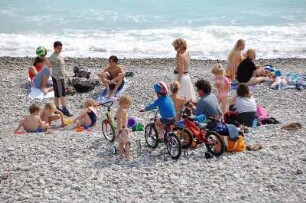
[127,117,136,128]
[64,118,73,125]
[36,46,47,57]
[132,123,144,132]
[76,126,84,132]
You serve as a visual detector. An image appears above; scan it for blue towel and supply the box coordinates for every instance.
[225,124,239,141]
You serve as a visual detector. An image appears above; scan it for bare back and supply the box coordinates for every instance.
[170,94,186,120]
[175,51,190,73]
[24,115,42,131]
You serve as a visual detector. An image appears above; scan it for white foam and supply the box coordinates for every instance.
[1,24,306,59]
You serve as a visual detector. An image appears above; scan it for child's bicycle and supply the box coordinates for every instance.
[176,101,226,156]
[142,109,182,160]
[97,100,141,155]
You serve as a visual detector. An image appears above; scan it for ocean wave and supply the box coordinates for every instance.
[1,25,306,59]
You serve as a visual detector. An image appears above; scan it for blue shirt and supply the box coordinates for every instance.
[145,96,176,119]
[195,93,222,118]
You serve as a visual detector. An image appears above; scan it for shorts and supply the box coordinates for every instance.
[52,77,66,97]
[117,128,130,143]
[33,67,51,88]
[26,127,44,133]
[160,117,176,126]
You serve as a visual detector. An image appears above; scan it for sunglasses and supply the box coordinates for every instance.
[174,45,180,50]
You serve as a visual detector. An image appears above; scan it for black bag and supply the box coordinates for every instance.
[73,66,91,79]
[73,81,95,93]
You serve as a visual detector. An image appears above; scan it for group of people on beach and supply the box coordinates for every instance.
[15,38,271,159]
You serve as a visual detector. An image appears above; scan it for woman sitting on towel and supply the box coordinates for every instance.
[230,84,258,127]
[236,49,270,86]
[29,57,52,94]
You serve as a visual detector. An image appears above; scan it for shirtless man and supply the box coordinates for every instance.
[15,104,49,133]
[98,55,125,98]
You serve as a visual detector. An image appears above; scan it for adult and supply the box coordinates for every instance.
[29,57,52,94]
[191,79,222,120]
[172,38,197,102]
[98,55,125,98]
[236,49,270,85]
[230,84,258,127]
[226,39,245,81]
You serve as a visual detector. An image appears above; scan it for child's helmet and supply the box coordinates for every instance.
[153,81,168,94]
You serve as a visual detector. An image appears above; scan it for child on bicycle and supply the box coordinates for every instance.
[140,81,176,140]
[73,99,97,128]
[212,63,231,115]
[116,95,132,160]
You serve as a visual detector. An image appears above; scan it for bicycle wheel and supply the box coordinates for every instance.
[102,119,116,142]
[144,123,158,148]
[175,128,193,149]
[166,133,182,160]
[204,131,225,156]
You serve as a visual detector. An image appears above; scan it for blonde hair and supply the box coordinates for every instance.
[211,63,224,75]
[172,38,187,50]
[84,99,96,108]
[44,103,55,112]
[227,39,245,62]
[170,81,181,93]
[246,49,256,59]
[119,95,132,106]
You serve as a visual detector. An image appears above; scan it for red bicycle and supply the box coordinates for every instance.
[176,102,226,156]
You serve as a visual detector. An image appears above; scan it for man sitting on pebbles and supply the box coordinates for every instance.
[98,55,125,98]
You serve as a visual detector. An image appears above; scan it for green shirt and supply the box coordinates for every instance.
[49,52,65,80]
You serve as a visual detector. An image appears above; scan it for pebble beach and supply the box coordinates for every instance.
[0,57,306,202]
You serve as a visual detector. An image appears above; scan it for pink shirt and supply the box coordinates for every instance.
[214,76,230,98]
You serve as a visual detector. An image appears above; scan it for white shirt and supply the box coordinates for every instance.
[234,96,257,113]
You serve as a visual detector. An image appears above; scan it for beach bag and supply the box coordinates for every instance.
[256,105,270,122]
[223,134,245,152]
[73,81,95,93]
[73,66,91,79]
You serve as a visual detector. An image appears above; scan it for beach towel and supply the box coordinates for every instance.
[96,78,130,103]
[28,86,54,99]
[231,82,256,90]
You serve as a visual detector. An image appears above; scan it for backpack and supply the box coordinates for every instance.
[73,66,91,79]
[256,105,270,122]
[73,81,95,93]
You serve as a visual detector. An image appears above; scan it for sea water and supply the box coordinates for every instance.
[0,0,306,59]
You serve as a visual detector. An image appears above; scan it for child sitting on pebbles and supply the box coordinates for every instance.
[116,95,132,160]
[15,104,49,133]
[73,99,98,129]
[40,103,65,127]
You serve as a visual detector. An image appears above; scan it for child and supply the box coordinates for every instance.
[140,81,176,139]
[15,104,49,133]
[49,41,72,117]
[212,63,231,115]
[169,81,186,120]
[116,95,132,160]
[41,103,65,126]
[73,99,97,128]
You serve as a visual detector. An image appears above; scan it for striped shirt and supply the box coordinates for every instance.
[233,96,257,113]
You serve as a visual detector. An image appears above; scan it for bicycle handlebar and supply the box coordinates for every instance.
[96,101,114,108]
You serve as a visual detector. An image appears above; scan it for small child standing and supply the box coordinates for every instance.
[41,103,65,126]
[15,104,49,133]
[212,63,231,115]
[116,95,132,160]
[73,99,98,128]
[169,81,186,120]
[49,41,72,117]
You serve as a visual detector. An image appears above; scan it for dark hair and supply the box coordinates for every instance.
[54,41,62,48]
[33,57,44,66]
[29,104,40,114]
[109,55,118,63]
[237,84,251,98]
[195,79,211,94]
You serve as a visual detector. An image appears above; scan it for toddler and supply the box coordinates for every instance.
[116,95,132,160]
[41,103,65,126]
[169,81,186,120]
[73,99,97,128]
[212,63,231,115]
